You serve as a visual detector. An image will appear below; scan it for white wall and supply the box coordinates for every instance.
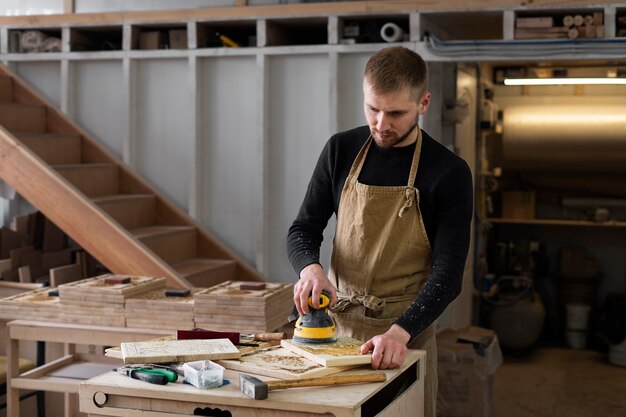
[13,61,61,107]
[199,55,259,265]
[135,59,193,210]
[267,53,331,281]
[72,60,125,159]
[0,0,62,15]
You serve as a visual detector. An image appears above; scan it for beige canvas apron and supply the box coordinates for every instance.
[329,129,437,417]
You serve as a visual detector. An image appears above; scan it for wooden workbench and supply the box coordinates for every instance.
[79,349,425,417]
[6,320,173,417]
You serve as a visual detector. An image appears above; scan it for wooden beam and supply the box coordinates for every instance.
[0,1,623,27]
[63,0,74,14]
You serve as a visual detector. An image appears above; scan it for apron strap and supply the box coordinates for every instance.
[398,128,423,218]
[332,292,417,313]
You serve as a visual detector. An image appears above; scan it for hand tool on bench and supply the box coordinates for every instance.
[239,372,387,400]
[115,365,178,385]
[177,328,285,346]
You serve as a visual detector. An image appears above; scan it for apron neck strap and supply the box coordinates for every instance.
[406,128,423,187]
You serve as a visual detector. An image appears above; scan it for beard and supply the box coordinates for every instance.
[371,119,419,149]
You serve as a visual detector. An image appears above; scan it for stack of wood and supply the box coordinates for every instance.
[125,288,197,330]
[194,281,293,333]
[59,274,167,327]
[515,13,604,39]
[0,211,95,287]
[0,287,60,321]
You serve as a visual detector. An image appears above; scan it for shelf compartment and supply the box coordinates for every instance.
[131,24,188,50]
[421,11,503,41]
[265,17,328,46]
[11,353,119,393]
[337,14,410,44]
[514,8,605,40]
[617,8,626,37]
[69,26,122,52]
[197,20,257,48]
[8,28,62,53]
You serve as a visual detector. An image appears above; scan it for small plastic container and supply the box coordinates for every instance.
[183,360,224,389]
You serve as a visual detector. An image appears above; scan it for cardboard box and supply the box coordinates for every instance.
[437,326,503,417]
[501,191,535,219]
[139,31,164,50]
[169,29,188,49]
[560,247,600,279]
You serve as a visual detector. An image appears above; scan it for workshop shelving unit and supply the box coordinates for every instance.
[1,1,625,305]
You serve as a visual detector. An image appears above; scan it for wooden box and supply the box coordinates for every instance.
[501,191,536,219]
[168,29,188,49]
[139,31,164,50]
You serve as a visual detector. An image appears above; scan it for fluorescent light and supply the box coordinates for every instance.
[504,77,626,85]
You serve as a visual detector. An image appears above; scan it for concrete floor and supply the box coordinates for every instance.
[494,348,626,417]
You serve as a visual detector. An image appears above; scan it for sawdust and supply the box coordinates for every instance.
[239,347,321,373]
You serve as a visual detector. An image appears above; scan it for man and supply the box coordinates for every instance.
[287,46,472,417]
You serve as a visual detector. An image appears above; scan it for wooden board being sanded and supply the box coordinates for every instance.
[281,336,372,367]
[217,345,359,380]
[120,338,241,364]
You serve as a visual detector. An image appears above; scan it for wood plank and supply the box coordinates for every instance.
[0,103,46,134]
[281,337,372,367]
[41,249,73,270]
[132,226,197,264]
[172,258,236,287]
[92,194,157,229]
[0,228,23,259]
[17,133,82,165]
[217,345,358,380]
[54,163,119,197]
[516,16,554,28]
[0,76,12,102]
[1,1,624,27]
[120,338,240,364]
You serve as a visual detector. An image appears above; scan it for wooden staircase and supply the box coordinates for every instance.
[0,65,264,288]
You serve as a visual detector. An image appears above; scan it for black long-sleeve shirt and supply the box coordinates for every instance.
[287,125,473,339]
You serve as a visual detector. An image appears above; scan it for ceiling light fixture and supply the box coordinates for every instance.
[504,77,626,85]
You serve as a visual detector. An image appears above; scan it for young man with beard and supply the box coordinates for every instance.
[287,46,473,417]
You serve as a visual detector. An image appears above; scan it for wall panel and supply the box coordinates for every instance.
[135,59,192,210]
[73,60,125,159]
[199,56,258,266]
[14,61,61,107]
[337,53,369,132]
[267,54,331,281]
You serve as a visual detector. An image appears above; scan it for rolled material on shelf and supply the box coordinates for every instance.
[380,22,404,43]
[42,37,62,52]
[21,30,47,52]
[502,105,626,172]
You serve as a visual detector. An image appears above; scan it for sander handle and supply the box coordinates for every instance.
[266,372,386,391]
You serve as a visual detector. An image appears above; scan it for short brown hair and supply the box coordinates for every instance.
[364,46,428,102]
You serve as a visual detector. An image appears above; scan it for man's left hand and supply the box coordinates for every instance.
[360,324,411,370]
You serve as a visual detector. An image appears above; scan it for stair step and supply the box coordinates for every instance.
[0,102,46,133]
[132,226,197,264]
[0,76,12,102]
[92,194,157,229]
[18,133,82,164]
[54,163,119,197]
[172,258,237,288]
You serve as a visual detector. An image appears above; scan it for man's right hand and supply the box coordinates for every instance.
[294,263,337,316]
